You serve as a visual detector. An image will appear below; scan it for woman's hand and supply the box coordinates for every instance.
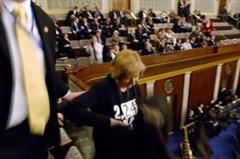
[63,91,86,102]
[110,118,127,127]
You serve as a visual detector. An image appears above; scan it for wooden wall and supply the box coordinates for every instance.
[188,67,216,110]
[112,0,130,10]
[153,75,184,130]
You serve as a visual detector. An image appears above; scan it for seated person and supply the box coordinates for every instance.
[118,7,129,26]
[181,38,192,50]
[207,35,216,46]
[174,39,184,50]
[141,39,155,56]
[82,5,94,21]
[138,8,148,21]
[190,36,202,48]
[135,24,148,50]
[127,28,138,43]
[165,28,177,45]
[53,18,62,37]
[178,16,192,33]
[112,17,126,35]
[159,10,169,23]
[91,16,102,34]
[102,17,114,38]
[92,6,104,22]
[111,30,120,45]
[109,9,119,22]
[121,43,128,51]
[148,8,156,18]
[201,15,213,37]
[157,39,167,53]
[70,17,81,39]
[79,17,93,39]
[57,34,76,59]
[109,44,120,60]
[146,16,154,34]
[66,5,82,25]
[127,28,138,50]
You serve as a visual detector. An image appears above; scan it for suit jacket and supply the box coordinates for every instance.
[109,11,118,21]
[0,2,68,147]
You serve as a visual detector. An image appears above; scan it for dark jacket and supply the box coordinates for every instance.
[63,75,142,159]
[0,2,68,147]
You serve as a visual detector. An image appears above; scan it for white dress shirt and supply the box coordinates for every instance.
[1,0,46,128]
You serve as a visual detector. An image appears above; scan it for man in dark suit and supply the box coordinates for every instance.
[65,5,82,25]
[0,0,81,158]
[109,9,118,22]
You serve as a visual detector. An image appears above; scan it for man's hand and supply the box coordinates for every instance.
[57,113,64,126]
[110,118,127,127]
[63,91,86,102]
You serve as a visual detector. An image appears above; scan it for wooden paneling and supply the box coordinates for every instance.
[139,84,147,102]
[220,61,237,90]
[218,0,228,14]
[112,0,130,10]
[153,75,184,130]
[217,44,240,54]
[188,67,217,110]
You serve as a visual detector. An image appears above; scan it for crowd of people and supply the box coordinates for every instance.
[185,88,240,158]
[54,2,220,63]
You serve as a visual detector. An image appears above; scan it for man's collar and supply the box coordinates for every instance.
[2,0,31,13]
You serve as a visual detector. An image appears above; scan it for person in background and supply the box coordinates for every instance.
[57,34,76,59]
[111,30,120,45]
[93,6,104,22]
[86,35,104,64]
[70,16,81,39]
[141,39,155,56]
[0,0,81,158]
[138,8,148,21]
[91,16,102,34]
[118,7,128,26]
[109,43,120,60]
[53,17,62,37]
[201,15,213,37]
[102,17,113,38]
[174,39,184,50]
[135,24,148,50]
[121,43,128,51]
[79,17,92,39]
[109,9,118,22]
[148,8,156,18]
[178,0,191,21]
[65,5,81,25]
[182,38,193,50]
[82,5,93,22]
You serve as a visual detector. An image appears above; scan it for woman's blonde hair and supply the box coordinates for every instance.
[110,50,146,80]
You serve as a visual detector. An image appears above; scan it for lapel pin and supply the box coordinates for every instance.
[44,26,49,33]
